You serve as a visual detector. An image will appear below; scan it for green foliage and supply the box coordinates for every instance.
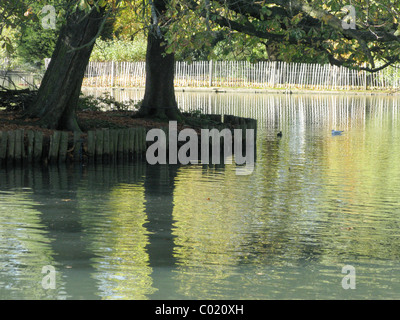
[96,92,134,111]
[77,92,134,111]
[0,0,64,68]
[3,0,400,71]
[212,34,269,62]
[77,94,103,111]
[15,22,58,67]
[90,38,146,62]
[0,27,18,67]
[163,0,400,69]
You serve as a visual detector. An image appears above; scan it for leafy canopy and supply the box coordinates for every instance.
[164,0,400,70]
[2,0,400,69]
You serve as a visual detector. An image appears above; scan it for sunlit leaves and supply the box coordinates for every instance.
[0,0,38,58]
[1,38,14,54]
[79,0,90,11]
[2,0,400,69]
[91,38,146,61]
[165,0,400,69]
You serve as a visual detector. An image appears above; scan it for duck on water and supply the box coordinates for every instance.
[331,130,344,136]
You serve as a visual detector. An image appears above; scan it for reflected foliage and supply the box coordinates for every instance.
[0,94,400,298]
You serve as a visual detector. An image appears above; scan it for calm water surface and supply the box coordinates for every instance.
[0,92,399,299]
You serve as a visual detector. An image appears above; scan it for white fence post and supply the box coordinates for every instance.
[110,61,115,87]
[209,60,213,87]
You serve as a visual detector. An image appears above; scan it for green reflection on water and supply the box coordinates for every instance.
[0,94,399,299]
[0,191,64,299]
[82,182,156,299]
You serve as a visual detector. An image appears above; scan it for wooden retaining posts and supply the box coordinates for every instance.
[86,127,147,164]
[0,127,147,166]
[0,115,257,166]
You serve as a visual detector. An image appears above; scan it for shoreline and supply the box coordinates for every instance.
[0,110,256,166]
[82,86,400,96]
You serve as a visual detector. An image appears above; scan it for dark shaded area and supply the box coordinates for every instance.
[22,7,107,131]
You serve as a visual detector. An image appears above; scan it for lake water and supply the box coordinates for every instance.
[0,91,399,299]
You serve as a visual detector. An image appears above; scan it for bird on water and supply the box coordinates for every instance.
[277,131,282,138]
[331,129,344,136]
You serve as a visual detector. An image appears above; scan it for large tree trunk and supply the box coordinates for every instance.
[24,7,105,131]
[137,0,181,121]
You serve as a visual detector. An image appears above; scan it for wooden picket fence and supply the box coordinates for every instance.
[44,58,400,90]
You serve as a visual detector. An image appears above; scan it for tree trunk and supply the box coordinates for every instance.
[136,0,181,121]
[265,43,279,61]
[23,7,106,131]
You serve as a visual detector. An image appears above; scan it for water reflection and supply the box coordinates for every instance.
[82,88,400,129]
[79,166,155,299]
[0,190,62,299]
[0,93,400,299]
